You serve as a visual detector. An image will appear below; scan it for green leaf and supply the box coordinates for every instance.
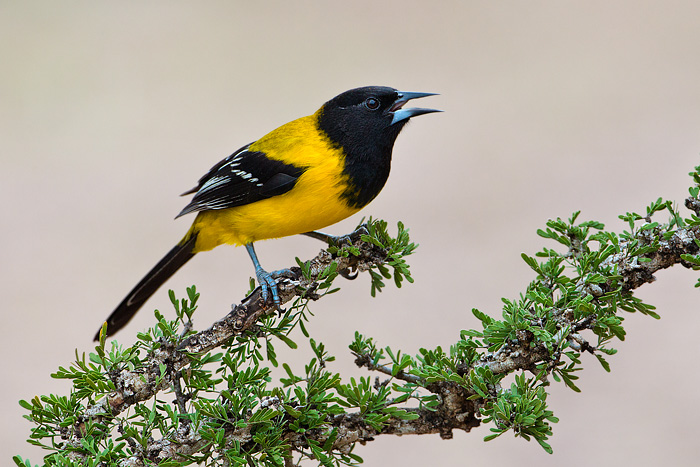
[595,353,611,372]
[521,253,541,274]
[472,308,494,325]
[275,334,298,349]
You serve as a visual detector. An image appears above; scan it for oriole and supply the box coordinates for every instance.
[95,86,439,340]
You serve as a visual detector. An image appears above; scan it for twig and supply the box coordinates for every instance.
[353,353,422,384]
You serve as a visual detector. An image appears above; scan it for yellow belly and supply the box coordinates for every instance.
[189,177,359,251]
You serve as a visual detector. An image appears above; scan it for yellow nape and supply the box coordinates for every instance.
[184,113,359,253]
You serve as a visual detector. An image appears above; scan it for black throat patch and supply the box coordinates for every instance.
[316,105,406,209]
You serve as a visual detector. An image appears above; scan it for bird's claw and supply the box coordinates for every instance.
[256,267,290,314]
[353,224,370,238]
[328,232,356,246]
[334,225,370,246]
[303,225,368,248]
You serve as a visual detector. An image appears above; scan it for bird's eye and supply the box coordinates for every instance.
[364,97,380,110]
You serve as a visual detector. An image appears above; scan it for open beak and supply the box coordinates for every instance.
[390,91,441,125]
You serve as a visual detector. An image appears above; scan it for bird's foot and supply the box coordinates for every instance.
[304,225,369,247]
[337,225,370,247]
[255,267,292,313]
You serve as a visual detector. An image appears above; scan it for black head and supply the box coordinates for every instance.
[317,86,439,155]
[316,86,439,208]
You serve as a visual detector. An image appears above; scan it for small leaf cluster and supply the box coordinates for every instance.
[349,332,442,411]
[360,219,417,296]
[680,165,700,286]
[481,373,558,453]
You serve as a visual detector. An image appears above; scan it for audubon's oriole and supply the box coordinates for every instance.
[95,86,439,340]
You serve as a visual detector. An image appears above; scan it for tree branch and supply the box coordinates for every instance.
[47,199,700,464]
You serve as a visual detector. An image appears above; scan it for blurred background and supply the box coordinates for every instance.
[3,1,700,465]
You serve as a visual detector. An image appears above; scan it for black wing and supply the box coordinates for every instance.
[176,143,305,218]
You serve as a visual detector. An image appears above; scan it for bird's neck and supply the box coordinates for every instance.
[315,109,404,209]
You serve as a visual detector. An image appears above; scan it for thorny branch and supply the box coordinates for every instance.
[80,204,700,464]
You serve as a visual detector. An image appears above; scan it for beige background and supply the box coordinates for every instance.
[3,1,700,465]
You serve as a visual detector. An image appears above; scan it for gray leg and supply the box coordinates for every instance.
[245,242,282,307]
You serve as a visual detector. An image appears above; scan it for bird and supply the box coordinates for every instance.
[94,86,439,340]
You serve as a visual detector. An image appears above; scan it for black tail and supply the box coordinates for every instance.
[94,234,198,341]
